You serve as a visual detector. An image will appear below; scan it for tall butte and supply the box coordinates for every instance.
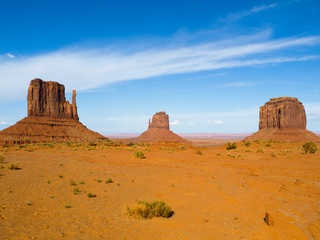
[0,78,104,144]
[245,97,320,142]
[138,111,189,143]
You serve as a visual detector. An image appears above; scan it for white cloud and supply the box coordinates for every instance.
[0,32,319,103]
[170,120,180,125]
[0,121,8,125]
[208,120,224,124]
[221,82,253,88]
[221,3,277,22]
[6,53,15,59]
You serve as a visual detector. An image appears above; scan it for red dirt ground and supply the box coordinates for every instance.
[0,140,319,239]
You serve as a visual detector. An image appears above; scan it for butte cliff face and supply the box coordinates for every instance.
[259,97,306,130]
[245,97,319,142]
[27,78,79,120]
[138,111,188,143]
[0,78,104,144]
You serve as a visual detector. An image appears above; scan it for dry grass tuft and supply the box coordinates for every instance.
[126,200,173,219]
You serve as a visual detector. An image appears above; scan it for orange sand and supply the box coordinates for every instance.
[0,140,319,239]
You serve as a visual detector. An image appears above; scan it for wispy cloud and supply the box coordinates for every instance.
[170,120,181,126]
[6,53,15,59]
[220,3,277,23]
[208,120,224,124]
[0,32,319,103]
[221,82,254,88]
[0,121,8,125]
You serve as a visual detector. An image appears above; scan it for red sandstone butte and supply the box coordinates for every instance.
[138,111,189,143]
[0,78,104,144]
[245,97,320,142]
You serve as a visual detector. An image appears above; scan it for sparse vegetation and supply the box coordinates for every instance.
[244,142,251,147]
[126,142,134,147]
[0,155,5,163]
[126,200,173,219]
[134,151,145,158]
[97,179,102,183]
[87,193,96,198]
[70,180,77,186]
[64,204,72,208]
[73,188,80,195]
[79,181,85,184]
[106,178,113,183]
[6,163,19,170]
[226,142,237,150]
[195,150,203,155]
[302,142,317,154]
[88,142,97,147]
[256,149,264,153]
[25,201,32,206]
[59,175,64,178]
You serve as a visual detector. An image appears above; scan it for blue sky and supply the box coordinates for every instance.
[0,0,319,133]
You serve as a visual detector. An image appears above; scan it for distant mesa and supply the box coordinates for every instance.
[138,111,189,143]
[245,97,320,142]
[0,78,105,144]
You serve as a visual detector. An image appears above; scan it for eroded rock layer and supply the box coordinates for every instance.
[0,79,104,144]
[259,97,306,130]
[245,97,320,142]
[0,117,104,144]
[138,112,188,143]
[28,78,79,120]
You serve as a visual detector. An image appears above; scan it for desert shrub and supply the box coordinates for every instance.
[244,142,251,147]
[302,142,317,154]
[226,142,237,150]
[6,163,19,170]
[70,180,77,186]
[97,179,102,183]
[88,142,97,147]
[2,144,10,148]
[195,150,203,155]
[73,188,80,195]
[271,153,277,157]
[64,204,72,208]
[106,178,113,183]
[87,193,96,198]
[256,149,264,153]
[179,146,186,150]
[126,200,173,219]
[126,142,134,147]
[59,175,64,178]
[0,155,4,163]
[134,151,145,158]
[265,143,271,147]
[79,181,85,184]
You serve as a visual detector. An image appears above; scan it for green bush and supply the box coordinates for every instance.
[226,142,237,150]
[256,149,264,153]
[195,150,203,155]
[126,200,173,219]
[106,178,113,183]
[302,142,317,154]
[6,163,19,170]
[134,151,145,158]
[87,193,96,198]
[88,142,97,147]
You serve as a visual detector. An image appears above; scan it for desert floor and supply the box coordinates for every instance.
[0,140,320,240]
